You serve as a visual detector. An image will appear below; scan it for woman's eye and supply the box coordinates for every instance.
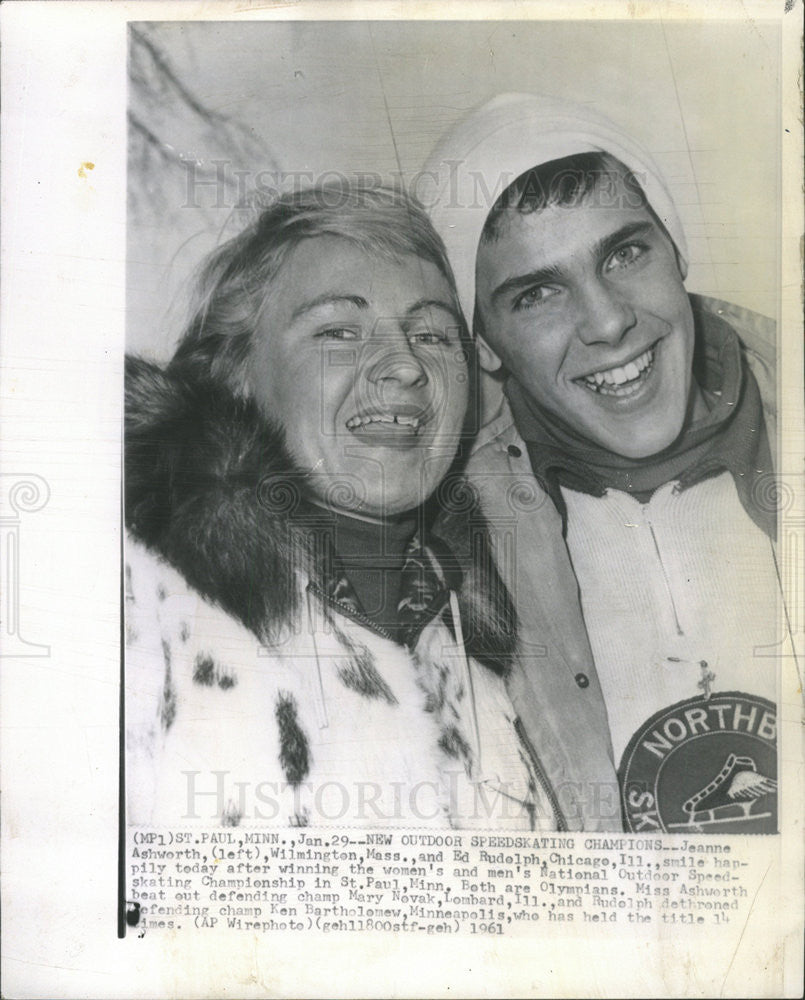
[409,329,447,345]
[606,243,645,271]
[316,327,359,340]
[513,284,558,310]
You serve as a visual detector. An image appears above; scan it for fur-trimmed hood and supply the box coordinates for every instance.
[125,355,516,671]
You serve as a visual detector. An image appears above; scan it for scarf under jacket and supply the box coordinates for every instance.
[506,307,775,540]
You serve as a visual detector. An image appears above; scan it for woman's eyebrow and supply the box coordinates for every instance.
[290,293,368,321]
[405,297,461,322]
[290,294,461,324]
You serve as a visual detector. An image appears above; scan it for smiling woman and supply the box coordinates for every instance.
[124,183,564,831]
[246,235,469,516]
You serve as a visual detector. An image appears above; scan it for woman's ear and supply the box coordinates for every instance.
[677,252,688,282]
[476,334,503,373]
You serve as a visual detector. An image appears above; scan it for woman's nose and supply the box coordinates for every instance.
[364,323,428,389]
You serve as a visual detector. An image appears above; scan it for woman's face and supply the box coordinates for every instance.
[246,235,470,517]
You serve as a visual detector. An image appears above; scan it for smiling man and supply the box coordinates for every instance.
[425,95,782,833]
[475,162,706,464]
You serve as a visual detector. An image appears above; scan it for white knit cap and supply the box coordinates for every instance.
[420,93,687,325]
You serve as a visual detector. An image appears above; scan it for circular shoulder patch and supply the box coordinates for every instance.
[618,693,777,834]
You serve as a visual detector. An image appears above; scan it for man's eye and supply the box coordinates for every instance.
[605,243,646,271]
[513,285,559,310]
[316,327,359,340]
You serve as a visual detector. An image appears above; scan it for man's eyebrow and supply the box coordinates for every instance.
[490,263,565,307]
[592,221,656,263]
[290,294,368,321]
[490,220,657,306]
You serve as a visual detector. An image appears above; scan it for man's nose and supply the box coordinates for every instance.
[575,279,637,346]
[365,325,428,389]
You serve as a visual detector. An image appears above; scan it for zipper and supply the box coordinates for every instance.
[646,516,684,637]
[514,717,568,832]
[308,581,447,650]
[307,583,397,642]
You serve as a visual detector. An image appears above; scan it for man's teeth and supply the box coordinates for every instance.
[580,347,654,394]
[346,413,422,431]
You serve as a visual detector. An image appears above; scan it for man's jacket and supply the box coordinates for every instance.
[465,295,777,833]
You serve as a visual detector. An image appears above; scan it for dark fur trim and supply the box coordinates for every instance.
[193,653,238,690]
[331,622,398,705]
[428,480,517,674]
[221,801,242,827]
[125,355,516,668]
[159,639,176,730]
[275,692,310,787]
[193,653,216,686]
[439,724,472,767]
[126,356,302,642]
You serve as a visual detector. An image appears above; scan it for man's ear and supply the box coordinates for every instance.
[476,333,503,373]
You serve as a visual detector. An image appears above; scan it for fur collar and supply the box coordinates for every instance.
[125,356,516,672]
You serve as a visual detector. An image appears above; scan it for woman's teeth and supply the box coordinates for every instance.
[579,346,655,396]
[346,412,422,432]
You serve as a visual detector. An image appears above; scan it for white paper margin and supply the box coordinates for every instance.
[1,2,802,997]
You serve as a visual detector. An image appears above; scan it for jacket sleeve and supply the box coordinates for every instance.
[124,537,173,825]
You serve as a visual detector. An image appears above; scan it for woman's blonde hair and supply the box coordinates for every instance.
[170,183,468,394]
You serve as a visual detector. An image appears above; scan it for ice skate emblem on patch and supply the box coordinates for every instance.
[618,693,777,834]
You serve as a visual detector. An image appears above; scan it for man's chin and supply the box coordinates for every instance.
[570,382,689,459]
[586,420,686,460]
[570,393,688,458]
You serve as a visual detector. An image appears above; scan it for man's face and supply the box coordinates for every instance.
[475,177,696,459]
[247,235,469,517]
